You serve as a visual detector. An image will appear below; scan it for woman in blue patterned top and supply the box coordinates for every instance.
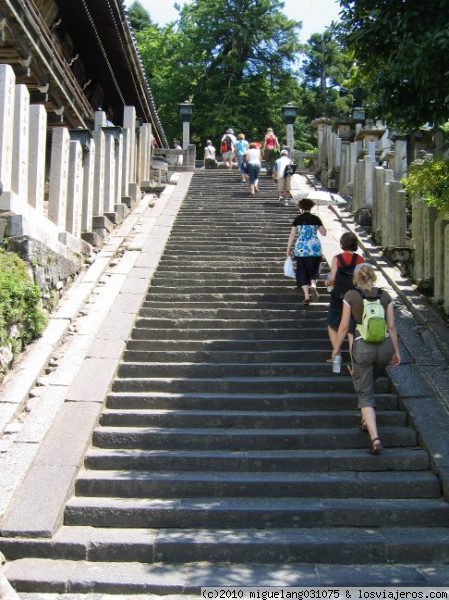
[286,197,326,304]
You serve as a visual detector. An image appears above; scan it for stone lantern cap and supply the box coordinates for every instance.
[355,127,386,142]
[311,117,333,130]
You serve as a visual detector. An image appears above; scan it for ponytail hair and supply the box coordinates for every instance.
[353,263,376,292]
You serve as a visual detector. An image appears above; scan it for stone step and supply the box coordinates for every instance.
[116,362,351,379]
[137,308,327,319]
[133,318,328,331]
[110,375,372,394]
[141,300,325,309]
[91,426,416,450]
[99,408,407,429]
[130,328,331,340]
[74,469,438,499]
[125,338,330,354]
[143,293,321,303]
[64,496,449,529]
[5,527,449,566]
[143,285,304,294]
[122,348,344,363]
[105,391,398,411]
[84,447,429,473]
[11,558,449,593]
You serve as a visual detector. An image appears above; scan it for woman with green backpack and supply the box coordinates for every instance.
[331,263,401,454]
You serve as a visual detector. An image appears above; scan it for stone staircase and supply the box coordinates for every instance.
[4,171,449,593]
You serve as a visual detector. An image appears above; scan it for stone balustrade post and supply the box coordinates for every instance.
[0,64,16,194]
[123,106,136,185]
[121,127,130,197]
[66,140,83,237]
[70,130,95,233]
[28,104,47,211]
[102,128,116,214]
[138,123,152,185]
[444,224,449,315]
[93,127,105,216]
[411,197,425,283]
[423,204,438,284]
[82,136,95,233]
[434,217,449,303]
[48,127,70,230]
[12,84,29,201]
[114,129,123,206]
[394,138,407,180]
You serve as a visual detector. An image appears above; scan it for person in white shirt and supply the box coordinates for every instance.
[204,140,217,168]
[274,150,293,199]
[173,139,183,166]
[244,142,262,196]
[220,128,237,169]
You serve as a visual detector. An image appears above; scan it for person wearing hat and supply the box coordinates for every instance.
[274,149,293,200]
[262,127,280,176]
[220,128,237,169]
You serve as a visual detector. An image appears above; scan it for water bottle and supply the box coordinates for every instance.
[332,355,342,374]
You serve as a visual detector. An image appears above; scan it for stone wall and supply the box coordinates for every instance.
[0,63,157,299]
[314,116,449,315]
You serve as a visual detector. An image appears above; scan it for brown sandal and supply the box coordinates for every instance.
[369,438,383,455]
[360,419,368,432]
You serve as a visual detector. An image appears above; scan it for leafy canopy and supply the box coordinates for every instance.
[339,0,449,129]
[133,0,309,148]
[0,249,46,354]
[300,24,355,119]
[127,1,152,32]
[402,158,449,214]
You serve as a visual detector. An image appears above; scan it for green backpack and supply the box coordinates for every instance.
[358,289,387,343]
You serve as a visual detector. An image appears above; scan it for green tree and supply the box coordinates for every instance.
[301,25,354,119]
[339,0,449,129]
[127,1,152,32]
[135,0,307,149]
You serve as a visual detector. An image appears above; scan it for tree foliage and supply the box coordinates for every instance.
[300,25,355,119]
[127,1,152,32]
[133,0,311,149]
[339,0,449,129]
[402,158,449,214]
[0,250,46,356]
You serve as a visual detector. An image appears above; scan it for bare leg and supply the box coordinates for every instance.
[361,406,382,453]
[302,284,310,302]
[328,326,339,360]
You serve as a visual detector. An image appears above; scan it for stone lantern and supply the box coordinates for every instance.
[178,102,194,149]
[282,103,299,151]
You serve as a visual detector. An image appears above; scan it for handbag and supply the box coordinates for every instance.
[284,256,296,279]
[241,160,249,174]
